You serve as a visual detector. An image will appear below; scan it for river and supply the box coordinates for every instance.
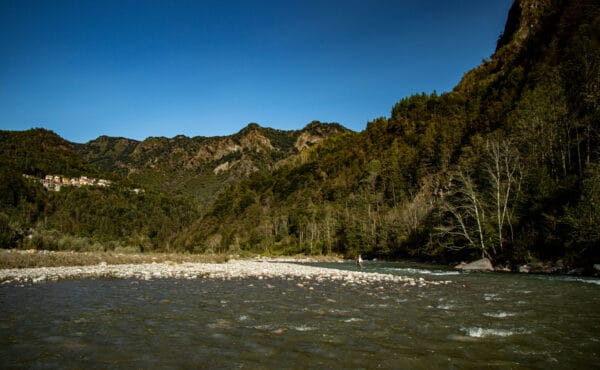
[1,261,599,369]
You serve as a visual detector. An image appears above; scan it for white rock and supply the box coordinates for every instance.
[457,258,494,272]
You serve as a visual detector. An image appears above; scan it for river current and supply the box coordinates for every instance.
[1,261,599,369]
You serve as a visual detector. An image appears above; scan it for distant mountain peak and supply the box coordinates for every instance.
[245,122,261,130]
[236,122,263,136]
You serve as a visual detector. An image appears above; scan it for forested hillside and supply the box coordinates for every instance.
[0,129,95,178]
[0,129,200,252]
[0,123,346,252]
[177,0,599,269]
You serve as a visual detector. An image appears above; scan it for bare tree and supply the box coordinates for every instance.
[434,136,523,261]
[485,136,523,251]
[393,175,437,236]
[435,169,491,260]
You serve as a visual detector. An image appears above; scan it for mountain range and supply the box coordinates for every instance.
[74,121,348,203]
[1,0,598,272]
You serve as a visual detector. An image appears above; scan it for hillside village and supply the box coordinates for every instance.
[23,174,112,192]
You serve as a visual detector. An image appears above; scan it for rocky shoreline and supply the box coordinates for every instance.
[0,260,449,287]
[455,257,600,276]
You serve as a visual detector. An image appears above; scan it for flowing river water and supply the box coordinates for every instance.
[1,261,599,369]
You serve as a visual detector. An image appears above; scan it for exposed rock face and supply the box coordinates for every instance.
[239,129,274,153]
[192,138,241,163]
[79,122,347,175]
[456,258,494,272]
[213,161,232,175]
[295,131,325,151]
[496,0,555,52]
[295,121,348,151]
[75,121,348,200]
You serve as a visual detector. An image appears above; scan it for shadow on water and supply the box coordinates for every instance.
[1,262,599,368]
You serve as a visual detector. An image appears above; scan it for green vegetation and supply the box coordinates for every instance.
[177,0,600,270]
[0,175,200,253]
[0,128,94,178]
[1,0,598,272]
[0,122,347,255]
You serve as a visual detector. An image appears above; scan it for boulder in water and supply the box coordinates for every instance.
[456,258,494,272]
[567,268,585,276]
[518,261,562,274]
[518,265,530,273]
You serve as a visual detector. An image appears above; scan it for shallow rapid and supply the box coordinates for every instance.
[1,261,598,368]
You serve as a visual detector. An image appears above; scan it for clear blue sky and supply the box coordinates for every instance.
[0,0,512,143]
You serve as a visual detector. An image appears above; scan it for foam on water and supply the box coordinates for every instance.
[572,278,600,285]
[293,325,317,331]
[462,327,530,338]
[343,318,363,323]
[484,293,502,301]
[534,275,600,286]
[383,267,460,276]
[482,312,516,318]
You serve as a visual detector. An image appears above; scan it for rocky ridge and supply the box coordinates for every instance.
[75,121,348,199]
[77,121,347,176]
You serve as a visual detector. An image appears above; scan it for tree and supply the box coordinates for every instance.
[564,163,600,260]
[434,168,490,259]
[0,212,19,248]
[433,135,523,261]
[484,135,523,252]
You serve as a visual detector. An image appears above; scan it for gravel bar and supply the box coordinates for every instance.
[0,260,449,287]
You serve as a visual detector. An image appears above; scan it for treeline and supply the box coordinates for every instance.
[0,171,200,252]
[178,0,599,267]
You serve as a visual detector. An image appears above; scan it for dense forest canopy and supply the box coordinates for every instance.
[1,0,598,271]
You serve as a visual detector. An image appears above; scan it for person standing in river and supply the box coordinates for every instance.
[357,254,363,270]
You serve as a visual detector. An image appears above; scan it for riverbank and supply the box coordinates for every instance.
[0,249,229,269]
[454,257,600,277]
[0,249,343,269]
